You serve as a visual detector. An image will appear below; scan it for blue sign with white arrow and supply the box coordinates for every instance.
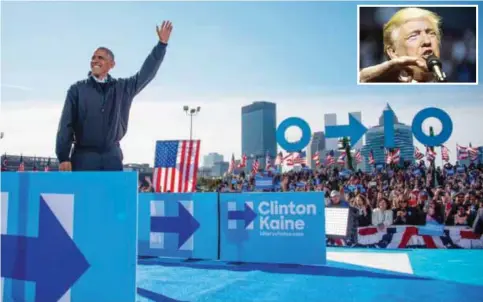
[138,193,218,259]
[1,172,138,302]
[151,201,200,249]
[227,204,257,228]
[324,113,368,147]
[1,196,90,302]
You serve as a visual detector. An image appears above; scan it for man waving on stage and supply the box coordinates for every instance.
[56,21,173,171]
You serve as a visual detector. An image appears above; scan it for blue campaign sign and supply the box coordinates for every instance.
[219,192,326,265]
[255,175,274,190]
[419,220,445,236]
[138,193,218,259]
[0,172,138,302]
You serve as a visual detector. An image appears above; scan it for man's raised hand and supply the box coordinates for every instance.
[156,20,173,44]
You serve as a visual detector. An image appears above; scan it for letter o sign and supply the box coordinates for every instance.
[276,117,312,153]
[412,107,453,147]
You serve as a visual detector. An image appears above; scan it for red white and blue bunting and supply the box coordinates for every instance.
[327,226,482,249]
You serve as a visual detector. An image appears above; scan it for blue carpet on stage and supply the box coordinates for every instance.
[135,248,483,302]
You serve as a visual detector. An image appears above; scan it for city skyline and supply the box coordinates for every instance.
[1,1,482,169]
[2,95,483,168]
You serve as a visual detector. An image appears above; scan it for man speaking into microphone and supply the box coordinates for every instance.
[55,20,173,171]
[359,8,444,83]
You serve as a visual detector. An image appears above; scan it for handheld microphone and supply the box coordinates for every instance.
[426,55,447,82]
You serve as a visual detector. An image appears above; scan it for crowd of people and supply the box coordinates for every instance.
[212,161,483,232]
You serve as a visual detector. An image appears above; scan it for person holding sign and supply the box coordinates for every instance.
[56,21,173,171]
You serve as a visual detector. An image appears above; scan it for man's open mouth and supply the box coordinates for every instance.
[422,49,433,58]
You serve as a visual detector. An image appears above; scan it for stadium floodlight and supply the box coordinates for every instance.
[183,106,201,141]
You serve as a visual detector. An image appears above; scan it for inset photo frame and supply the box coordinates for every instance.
[357,5,478,85]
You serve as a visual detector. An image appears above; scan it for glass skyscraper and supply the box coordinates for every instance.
[361,104,414,172]
[241,101,277,170]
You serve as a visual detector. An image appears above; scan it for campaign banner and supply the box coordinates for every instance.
[219,192,326,265]
[138,193,218,259]
[0,172,138,302]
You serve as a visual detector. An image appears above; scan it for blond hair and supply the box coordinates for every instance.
[383,7,442,56]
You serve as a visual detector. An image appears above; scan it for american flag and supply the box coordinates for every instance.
[312,151,320,166]
[426,146,437,162]
[265,150,272,170]
[456,144,468,160]
[251,159,259,174]
[385,148,400,164]
[284,153,294,166]
[354,150,362,164]
[441,145,450,162]
[293,151,307,165]
[238,153,247,168]
[368,149,375,165]
[392,149,401,164]
[228,153,235,174]
[414,147,424,160]
[468,144,479,161]
[152,140,200,193]
[337,151,346,165]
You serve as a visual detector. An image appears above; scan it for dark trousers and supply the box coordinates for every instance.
[71,145,123,171]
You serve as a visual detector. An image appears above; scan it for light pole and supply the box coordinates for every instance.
[183,106,201,140]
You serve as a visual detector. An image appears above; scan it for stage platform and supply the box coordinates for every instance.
[135,247,483,302]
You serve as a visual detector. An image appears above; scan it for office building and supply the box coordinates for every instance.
[361,104,414,172]
[349,111,363,149]
[203,152,223,167]
[212,161,230,177]
[241,101,277,170]
[324,113,338,151]
[306,131,326,169]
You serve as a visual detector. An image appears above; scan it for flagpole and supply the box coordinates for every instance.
[429,126,437,187]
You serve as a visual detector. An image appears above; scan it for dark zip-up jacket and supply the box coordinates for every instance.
[56,41,167,162]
